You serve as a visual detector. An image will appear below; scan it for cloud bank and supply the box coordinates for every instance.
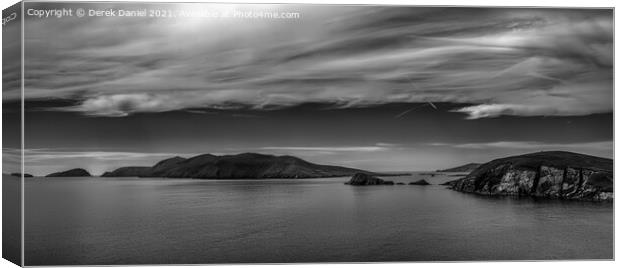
[19,4,612,118]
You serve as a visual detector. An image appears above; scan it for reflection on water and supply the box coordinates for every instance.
[24,173,613,265]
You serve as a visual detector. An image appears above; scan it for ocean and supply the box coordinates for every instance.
[24,173,613,265]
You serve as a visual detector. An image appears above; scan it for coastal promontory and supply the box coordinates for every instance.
[447,151,613,201]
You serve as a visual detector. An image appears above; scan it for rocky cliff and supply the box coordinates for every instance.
[46,168,91,177]
[448,151,613,201]
[101,153,373,179]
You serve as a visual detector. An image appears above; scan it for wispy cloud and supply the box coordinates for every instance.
[23,149,186,163]
[20,4,612,118]
[260,146,390,152]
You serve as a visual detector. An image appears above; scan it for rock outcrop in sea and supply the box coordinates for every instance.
[101,153,376,179]
[447,151,613,202]
[409,179,431,185]
[345,173,394,185]
[45,168,91,177]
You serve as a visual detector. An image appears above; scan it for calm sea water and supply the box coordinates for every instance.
[24,173,613,265]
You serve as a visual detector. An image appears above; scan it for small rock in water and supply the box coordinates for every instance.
[345,173,393,186]
[409,179,431,186]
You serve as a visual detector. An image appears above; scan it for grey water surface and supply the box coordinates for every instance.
[24,173,613,265]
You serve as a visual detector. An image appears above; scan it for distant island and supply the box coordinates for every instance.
[445,151,613,202]
[8,173,33,178]
[33,150,614,202]
[437,163,481,173]
[46,168,92,177]
[96,153,406,179]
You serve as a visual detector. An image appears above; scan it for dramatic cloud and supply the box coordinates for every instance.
[19,4,612,118]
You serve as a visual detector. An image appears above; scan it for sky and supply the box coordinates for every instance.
[2,3,613,175]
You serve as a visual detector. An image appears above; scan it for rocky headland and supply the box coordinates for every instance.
[447,151,613,202]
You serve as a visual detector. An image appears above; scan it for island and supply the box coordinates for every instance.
[101,153,389,179]
[101,167,152,177]
[446,151,613,201]
[45,168,92,177]
[345,173,394,185]
[9,173,33,178]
